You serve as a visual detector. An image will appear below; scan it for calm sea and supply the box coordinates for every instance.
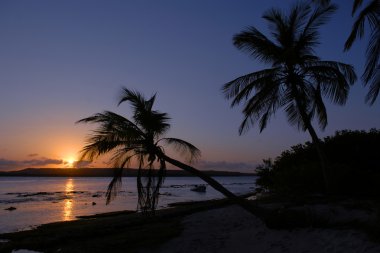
[0,176,256,234]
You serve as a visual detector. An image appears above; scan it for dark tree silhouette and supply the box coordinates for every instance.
[222,2,356,192]
[344,0,380,104]
[77,88,255,213]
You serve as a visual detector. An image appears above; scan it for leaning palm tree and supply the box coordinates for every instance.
[77,88,255,213]
[344,0,379,104]
[222,2,357,192]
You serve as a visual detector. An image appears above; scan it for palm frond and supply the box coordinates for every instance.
[284,100,306,130]
[118,88,148,110]
[109,147,138,168]
[344,0,379,50]
[310,85,328,129]
[118,88,171,137]
[298,3,337,52]
[363,25,380,84]
[77,111,144,137]
[352,0,365,14]
[239,77,284,134]
[288,2,311,36]
[233,26,281,64]
[144,111,171,137]
[306,2,337,29]
[78,138,123,161]
[365,65,380,104]
[303,61,356,105]
[311,0,331,6]
[77,111,145,161]
[105,167,124,204]
[222,68,279,101]
[262,7,288,46]
[159,138,201,162]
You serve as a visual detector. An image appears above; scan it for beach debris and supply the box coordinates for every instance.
[17,192,54,197]
[170,184,185,188]
[5,206,17,211]
[190,185,207,192]
[255,187,264,193]
[92,202,96,205]
[92,193,101,198]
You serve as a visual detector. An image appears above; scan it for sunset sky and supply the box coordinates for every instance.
[0,0,379,172]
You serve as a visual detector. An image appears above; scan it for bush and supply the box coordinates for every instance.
[256,129,380,196]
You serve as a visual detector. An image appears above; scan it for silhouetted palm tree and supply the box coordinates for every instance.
[222,2,356,192]
[311,0,331,6]
[344,0,379,104]
[78,88,255,213]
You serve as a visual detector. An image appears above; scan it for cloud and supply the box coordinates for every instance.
[73,160,92,168]
[28,153,39,157]
[196,160,258,172]
[0,158,63,171]
[24,159,63,166]
[0,159,19,167]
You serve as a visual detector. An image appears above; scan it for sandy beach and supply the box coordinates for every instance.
[140,205,380,253]
[2,198,380,252]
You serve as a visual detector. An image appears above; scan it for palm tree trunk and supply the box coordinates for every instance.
[303,119,330,192]
[160,154,261,216]
[293,96,330,193]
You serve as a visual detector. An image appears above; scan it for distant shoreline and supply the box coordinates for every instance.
[0,168,256,177]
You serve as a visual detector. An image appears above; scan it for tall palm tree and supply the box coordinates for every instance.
[222,2,356,192]
[77,88,255,213]
[344,0,380,104]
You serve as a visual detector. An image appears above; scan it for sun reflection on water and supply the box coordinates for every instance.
[63,178,74,221]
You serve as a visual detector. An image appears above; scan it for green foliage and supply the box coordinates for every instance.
[256,129,380,195]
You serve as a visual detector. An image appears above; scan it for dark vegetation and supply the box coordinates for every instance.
[222,1,357,193]
[256,129,380,196]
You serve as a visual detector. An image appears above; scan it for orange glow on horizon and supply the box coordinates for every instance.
[66,158,75,168]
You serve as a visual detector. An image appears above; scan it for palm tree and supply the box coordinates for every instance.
[222,2,356,192]
[344,0,379,105]
[77,88,255,213]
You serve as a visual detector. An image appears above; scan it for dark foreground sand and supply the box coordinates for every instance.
[139,205,380,253]
[2,198,380,253]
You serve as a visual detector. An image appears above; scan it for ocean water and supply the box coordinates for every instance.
[0,176,256,234]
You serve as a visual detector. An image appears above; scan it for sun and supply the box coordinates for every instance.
[66,158,76,168]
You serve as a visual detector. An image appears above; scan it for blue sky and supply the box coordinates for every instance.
[0,0,379,171]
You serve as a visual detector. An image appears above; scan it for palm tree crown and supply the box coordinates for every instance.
[222,2,357,192]
[223,2,356,135]
[77,88,200,212]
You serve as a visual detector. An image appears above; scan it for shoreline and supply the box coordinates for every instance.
[2,195,380,252]
[0,176,256,235]
[0,198,234,253]
[0,168,256,177]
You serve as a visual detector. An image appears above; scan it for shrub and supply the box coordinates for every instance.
[256,129,380,196]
